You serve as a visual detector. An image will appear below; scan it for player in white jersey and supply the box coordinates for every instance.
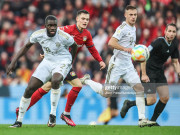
[80,5,155,127]
[7,15,78,128]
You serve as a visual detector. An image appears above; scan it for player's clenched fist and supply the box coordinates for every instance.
[141,74,150,83]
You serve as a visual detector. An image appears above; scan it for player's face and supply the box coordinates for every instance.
[45,20,57,37]
[125,9,137,26]
[165,26,176,41]
[76,13,90,29]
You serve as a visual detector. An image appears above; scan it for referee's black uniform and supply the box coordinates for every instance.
[143,37,179,94]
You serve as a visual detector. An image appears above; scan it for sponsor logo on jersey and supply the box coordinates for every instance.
[70,71,76,76]
[83,36,87,41]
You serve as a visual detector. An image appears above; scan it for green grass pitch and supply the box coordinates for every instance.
[0,125,180,135]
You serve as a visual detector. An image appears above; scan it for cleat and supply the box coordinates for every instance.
[138,119,148,128]
[61,113,76,127]
[147,121,160,127]
[9,121,22,128]
[120,100,131,118]
[47,114,56,127]
[138,119,157,127]
[16,107,19,120]
[80,74,91,85]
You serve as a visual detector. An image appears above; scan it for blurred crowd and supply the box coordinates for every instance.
[0,0,180,87]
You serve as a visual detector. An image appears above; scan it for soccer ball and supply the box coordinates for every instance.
[131,45,150,63]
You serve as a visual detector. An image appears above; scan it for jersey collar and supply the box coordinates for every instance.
[159,37,172,46]
[124,21,136,31]
[76,24,83,33]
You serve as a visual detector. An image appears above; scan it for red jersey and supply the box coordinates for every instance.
[59,24,102,62]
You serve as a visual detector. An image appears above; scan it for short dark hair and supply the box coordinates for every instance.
[77,10,89,16]
[125,5,137,11]
[166,23,177,30]
[45,15,57,24]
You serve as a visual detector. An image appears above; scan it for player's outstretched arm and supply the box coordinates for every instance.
[70,42,78,62]
[108,37,132,53]
[6,41,34,75]
[172,58,180,78]
[140,61,150,82]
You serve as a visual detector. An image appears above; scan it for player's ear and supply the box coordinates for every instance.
[76,16,79,22]
[124,11,127,18]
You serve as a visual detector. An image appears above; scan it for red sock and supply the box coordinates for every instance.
[65,87,82,113]
[27,88,48,111]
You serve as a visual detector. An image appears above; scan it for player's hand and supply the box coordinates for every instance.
[141,74,150,83]
[40,54,44,59]
[99,61,106,70]
[6,63,16,75]
[123,48,132,54]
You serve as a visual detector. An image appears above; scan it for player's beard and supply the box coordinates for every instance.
[47,29,56,37]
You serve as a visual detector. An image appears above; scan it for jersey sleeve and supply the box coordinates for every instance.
[85,31,94,47]
[112,27,124,41]
[29,30,39,43]
[171,42,179,58]
[58,30,74,47]
[148,38,161,52]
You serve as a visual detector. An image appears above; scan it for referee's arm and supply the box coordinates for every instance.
[172,59,180,77]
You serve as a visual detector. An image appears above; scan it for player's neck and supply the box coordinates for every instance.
[76,24,84,32]
[165,36,172,44]
[126,21,135,27]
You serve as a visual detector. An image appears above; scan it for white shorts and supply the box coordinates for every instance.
[32,59,72,83]
[105,56,141,87]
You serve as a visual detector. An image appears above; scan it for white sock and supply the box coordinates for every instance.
[63,111,70,115]
[85,80,103,95]
[136,91,145,120]
[50,88,61,116]
[17,97,31,122]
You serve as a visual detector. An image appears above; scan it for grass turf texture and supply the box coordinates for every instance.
[0,125,179,135]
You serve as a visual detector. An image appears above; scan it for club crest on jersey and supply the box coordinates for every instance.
[70,71,76,76]
[83,36,87,41]
[56,42,61,47]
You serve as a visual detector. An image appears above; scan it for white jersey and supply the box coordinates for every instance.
[30,28,74,62]
[112,21,136,69]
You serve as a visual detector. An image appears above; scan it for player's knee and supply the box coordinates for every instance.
[24,87,35,98]
[52,79,62,88]
[133,83,144,92]
[41,82,52,92]
[147,97,156,105]
[160,96,169,104]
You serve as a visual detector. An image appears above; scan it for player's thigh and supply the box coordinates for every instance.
[123,67,142,91]
[105,62,121,85]
[157,85,169,103]
[41,81,52,92]
[65,69,82,87]
[32,59,52,84]
[67,78,82,87]
[52,62,72,81]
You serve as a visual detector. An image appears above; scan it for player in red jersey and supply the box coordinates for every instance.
[16,10,106,127]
